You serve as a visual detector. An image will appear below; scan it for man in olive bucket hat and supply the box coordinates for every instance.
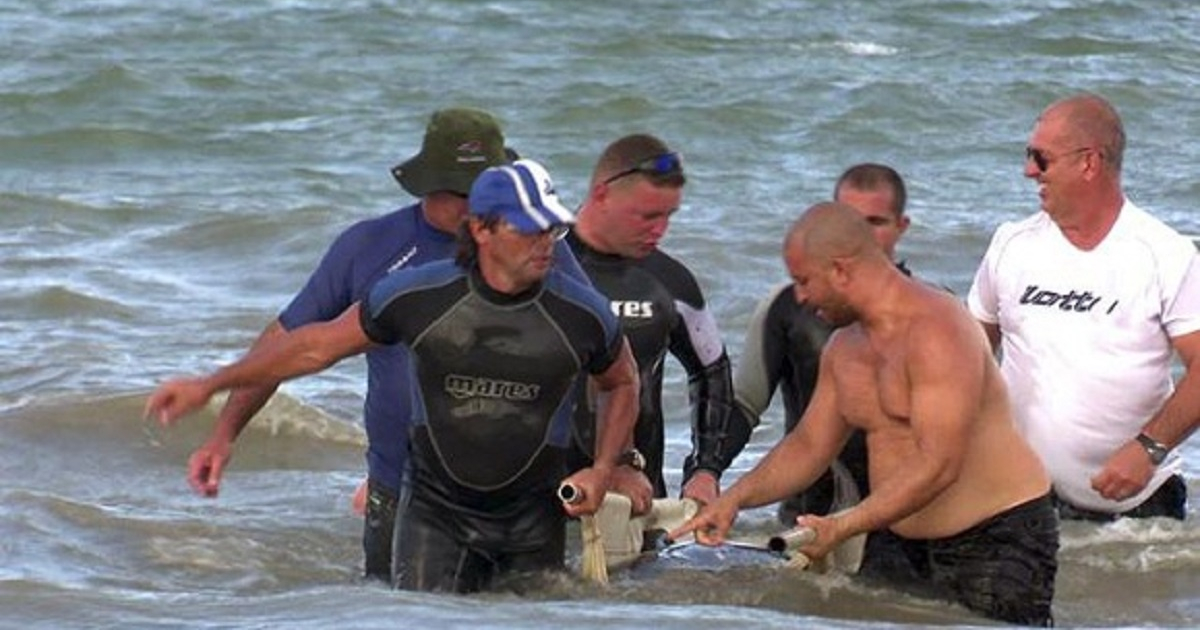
[392,108,509,196]
[177,107,588,583]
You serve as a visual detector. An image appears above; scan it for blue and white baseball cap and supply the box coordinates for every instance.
[468,159,575,234]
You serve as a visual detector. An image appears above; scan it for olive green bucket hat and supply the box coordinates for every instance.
[391,108,509,197]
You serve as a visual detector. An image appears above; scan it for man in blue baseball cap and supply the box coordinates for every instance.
[174,108,589,585]
[147,159,640,594]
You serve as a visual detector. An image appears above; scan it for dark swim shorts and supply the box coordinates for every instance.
[859,494,1059,627]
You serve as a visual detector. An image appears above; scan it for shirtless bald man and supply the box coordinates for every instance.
[672,202,1059,626]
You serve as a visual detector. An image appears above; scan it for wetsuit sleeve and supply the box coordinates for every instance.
[359,275,403,346]
[717,283,794,472]
[647,254,744,483]
[579,283,624,376]
[357,262,462,347]
[681,349,742,482]
[732,283,792,426]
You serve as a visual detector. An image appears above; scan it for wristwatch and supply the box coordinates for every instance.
[1135,433,1170,466]
[616,448,646,472]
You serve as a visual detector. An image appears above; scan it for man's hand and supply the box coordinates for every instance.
[144,378,214,426]
[187,437,233,498]
[666,495,739,546]
[792,513,850,561]
[559,465,614,517]
[681,470,719,507]
[610,466,654,515]
[1091,439,1155,501]
[351,478,369,516]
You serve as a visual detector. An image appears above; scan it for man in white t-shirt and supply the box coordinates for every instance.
[968,92,1200,520]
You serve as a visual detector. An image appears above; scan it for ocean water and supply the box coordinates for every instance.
[1,0,1198,627]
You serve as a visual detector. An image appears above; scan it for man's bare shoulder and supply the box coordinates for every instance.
[905,283,990,360]
[822,322,864,355]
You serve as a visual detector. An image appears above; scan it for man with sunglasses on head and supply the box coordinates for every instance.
[148,160,638,594]
[968,92,1200,522]
[563,133,737,516]
[176,108,588,584]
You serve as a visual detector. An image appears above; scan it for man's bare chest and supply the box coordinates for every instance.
[830,335,911,428]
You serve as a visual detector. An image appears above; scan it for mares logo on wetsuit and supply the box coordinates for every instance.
[1019,284,1116,314]
[611,300,654,319]
[444,374,540,401]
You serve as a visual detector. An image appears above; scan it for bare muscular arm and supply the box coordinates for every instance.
[208,321,288,441]
[669,346,850,545]
[186,320,288,496]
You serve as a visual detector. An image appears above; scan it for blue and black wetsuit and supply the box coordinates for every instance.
[278,203,587,580]
[564,233,737,496]
[360,260,621,593]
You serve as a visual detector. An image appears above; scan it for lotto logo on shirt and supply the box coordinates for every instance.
[1019,284,1113,313]
[444,374,540,401]
[611,300,654,319]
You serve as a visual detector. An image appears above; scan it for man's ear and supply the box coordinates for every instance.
[467,217,490,244]
[591,180,609,204]
[829,256,853,286]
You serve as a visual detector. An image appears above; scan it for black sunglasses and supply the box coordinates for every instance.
[1025,146,1091,173]
[603,152,684,185]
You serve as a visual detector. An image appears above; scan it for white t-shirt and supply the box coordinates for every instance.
[968,199,1200,512]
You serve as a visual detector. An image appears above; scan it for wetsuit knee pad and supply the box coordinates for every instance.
[362,479,399,582]
[393,509,492,593]
[393,485,567,593]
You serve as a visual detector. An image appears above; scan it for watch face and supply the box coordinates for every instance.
[619,449,645,471]
[1137,434,1168,465]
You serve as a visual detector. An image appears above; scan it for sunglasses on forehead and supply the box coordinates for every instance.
[1025,146,1092,173]
[602,152,684,185]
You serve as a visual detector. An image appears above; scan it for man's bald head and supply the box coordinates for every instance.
[1041,92,1125,173]
[784,201,884,267]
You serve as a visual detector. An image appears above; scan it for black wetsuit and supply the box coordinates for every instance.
[360,260,622,593]
[563,232,738,496]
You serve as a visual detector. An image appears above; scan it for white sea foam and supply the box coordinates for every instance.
[834,41,901,56]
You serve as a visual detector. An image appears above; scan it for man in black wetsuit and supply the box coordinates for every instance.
[146,159,640,594]
[727,163,912,524]
[565,133,738,510]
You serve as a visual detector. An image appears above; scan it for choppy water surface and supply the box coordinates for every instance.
[2,1,1198,627]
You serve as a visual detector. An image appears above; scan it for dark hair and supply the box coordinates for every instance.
[454,214,503,268]
[592,133,686,188]
[833,163,907,217]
